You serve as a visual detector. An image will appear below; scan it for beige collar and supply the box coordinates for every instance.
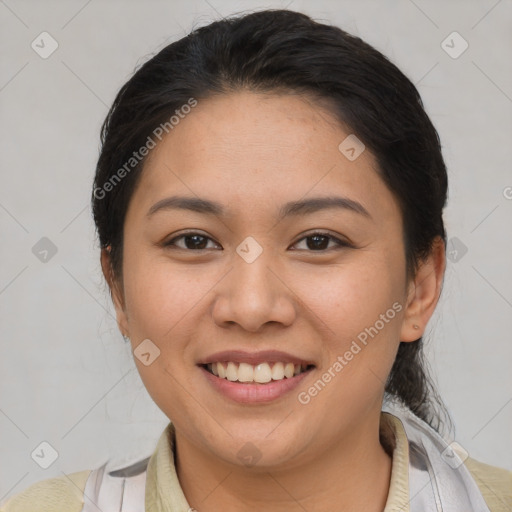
[381,412,411,512]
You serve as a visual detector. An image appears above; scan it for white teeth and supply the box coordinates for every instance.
[238,362,254,382]
[254,363,272,383]
[226,362,238,381]
[271,362,285,380]
[206,361,311,383]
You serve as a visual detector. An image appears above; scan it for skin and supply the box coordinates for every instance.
[102,90,446,511]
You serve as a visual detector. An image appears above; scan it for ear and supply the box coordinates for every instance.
[101,247,129,337]
[400,236,446,342]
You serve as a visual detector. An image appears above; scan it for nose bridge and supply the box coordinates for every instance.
[212,236,295,331]
[232,236,276,303]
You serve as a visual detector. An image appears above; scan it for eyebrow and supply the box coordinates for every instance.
[146,195,372,221]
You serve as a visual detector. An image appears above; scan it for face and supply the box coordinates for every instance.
[108,91,422,469]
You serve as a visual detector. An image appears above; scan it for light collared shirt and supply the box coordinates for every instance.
[2,410,511,511]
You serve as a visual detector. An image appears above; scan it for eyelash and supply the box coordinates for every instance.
[163,231,352,252]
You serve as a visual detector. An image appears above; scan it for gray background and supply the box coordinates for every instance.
[1,0,511,502]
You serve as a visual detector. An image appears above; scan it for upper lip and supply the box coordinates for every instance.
[197,350,316,367]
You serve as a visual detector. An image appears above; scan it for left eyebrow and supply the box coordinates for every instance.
[146,195,372,221]
[277,196,372,221]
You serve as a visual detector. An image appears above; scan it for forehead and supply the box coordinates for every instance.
[166,91,349,165]
[128,91,399,224]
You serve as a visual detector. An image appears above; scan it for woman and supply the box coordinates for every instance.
[2,8,510,512]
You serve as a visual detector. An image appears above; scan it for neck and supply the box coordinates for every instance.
[175,411,393,512]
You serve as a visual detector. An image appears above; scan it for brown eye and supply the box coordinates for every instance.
[292,232,351,252]
[164,232,220,251]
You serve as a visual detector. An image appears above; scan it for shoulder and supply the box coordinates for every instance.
[0,469,91,512]
[464,456,512,512]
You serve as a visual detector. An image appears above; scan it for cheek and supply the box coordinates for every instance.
[297,255,401,336]
[124,257,199,417]
[120,255,197,391]
[295,266,402,416]
[122,250,202,339]
[295,255,404,402]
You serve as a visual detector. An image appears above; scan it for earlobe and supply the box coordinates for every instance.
[400,237,446,342]
[100,247,129,337]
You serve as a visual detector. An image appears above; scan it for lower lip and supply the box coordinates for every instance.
[199,365,314,404]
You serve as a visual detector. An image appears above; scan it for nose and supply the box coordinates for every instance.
[211,246,296,333]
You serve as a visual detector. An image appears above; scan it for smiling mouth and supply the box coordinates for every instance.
[200,361,315,384]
